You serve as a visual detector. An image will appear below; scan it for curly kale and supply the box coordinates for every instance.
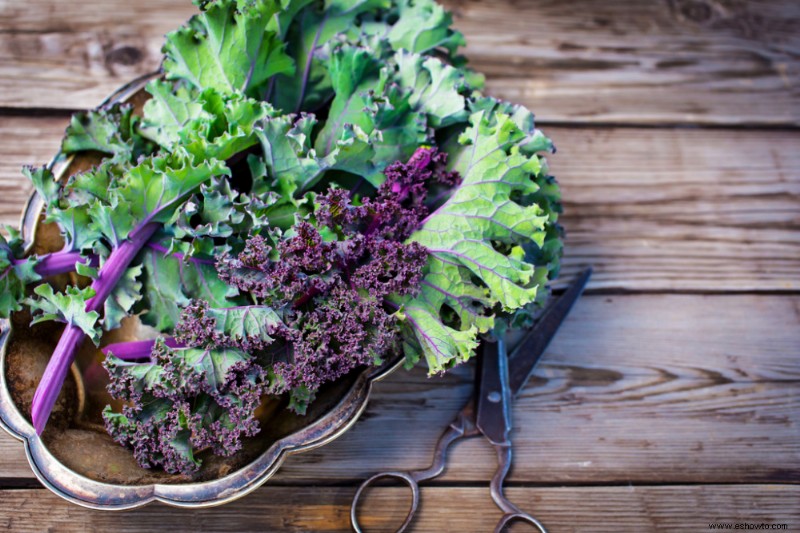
[182,149,443,414]
[103,339,268,474]
[100,147,446,473]
[5,0,561,473]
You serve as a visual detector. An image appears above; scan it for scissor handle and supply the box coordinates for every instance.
[490,445,548,533]
[351,416,473,532]
[351,471,420,533]
[495,512,548,533]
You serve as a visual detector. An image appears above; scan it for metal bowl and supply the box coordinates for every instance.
[0,73,403,510]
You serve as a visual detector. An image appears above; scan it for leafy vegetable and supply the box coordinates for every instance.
[29,149,228,434]
[3,0,562,473]
[26,285,102,342]
[398,108,553,372]
[162,0,294,98]
[103,339,268,474]
[0,228,40,315]
[62,104,153,162]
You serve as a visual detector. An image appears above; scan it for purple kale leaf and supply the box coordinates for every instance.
[100,147,466,470]
[102,339,270,474]
[178,148,452,413]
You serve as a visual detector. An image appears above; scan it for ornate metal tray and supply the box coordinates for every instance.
[0,73,403,510]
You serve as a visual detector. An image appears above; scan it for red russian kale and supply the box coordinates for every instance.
[6,0,561,476]
[100,148,446,473]
[103,339,269,474]
[182,148,447,412]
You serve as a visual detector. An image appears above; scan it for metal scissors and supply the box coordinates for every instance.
[351,267,593,533]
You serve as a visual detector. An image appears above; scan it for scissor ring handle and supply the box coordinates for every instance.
[351,471,420,533]
[495,512,548,533]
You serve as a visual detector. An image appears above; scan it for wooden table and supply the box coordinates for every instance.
[1,1,798,531]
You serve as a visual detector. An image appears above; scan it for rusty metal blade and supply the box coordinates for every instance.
[508,267,592,397]
[476,337,513,446]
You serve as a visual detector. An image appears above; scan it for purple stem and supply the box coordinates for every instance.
[101,337,184,361]
[4,250,99,281]
[31,222,159,435]
[29,323,84,430]
[3,239,214,289]
[31,251,99,278]
[84,224,159,311]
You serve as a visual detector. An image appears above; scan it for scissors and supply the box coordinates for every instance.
[350,267,593,533]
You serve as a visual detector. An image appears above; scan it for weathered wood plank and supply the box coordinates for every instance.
[1,0,798,125]
[2,118,797,291]
[1,294,798,483]
[0,116,60,224]
[556,126,800,291]
[0,485,797,532]
[451,0,800,126]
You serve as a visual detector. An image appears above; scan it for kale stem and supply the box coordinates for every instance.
[84,223,159,311]
[5,250,99,280]
[30,250,99,278]
[31,222,160,435]
[30,323,85,433]
[101,337,183,361]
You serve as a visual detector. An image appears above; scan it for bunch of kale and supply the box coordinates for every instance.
[0,0,562,474]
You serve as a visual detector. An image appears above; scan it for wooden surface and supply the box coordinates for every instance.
[1,0,799,125]
[1,486,799,532]
[0,1,798,532]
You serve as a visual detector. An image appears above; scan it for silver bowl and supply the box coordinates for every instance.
[0,73,403,510]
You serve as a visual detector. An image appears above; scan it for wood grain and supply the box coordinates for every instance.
[0,116,60,225]
[556,126,800,291]
[451,0,800,126]
[0,485,797,532]
[1,1,798,528]
[2,117,797,291]
[1,0,798,125]
[1,294,797,484]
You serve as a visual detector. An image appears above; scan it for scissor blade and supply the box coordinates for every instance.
[508,267,592,397]
[475,337,513,446]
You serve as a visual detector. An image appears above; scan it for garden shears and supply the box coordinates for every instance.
[351,267,593,533]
